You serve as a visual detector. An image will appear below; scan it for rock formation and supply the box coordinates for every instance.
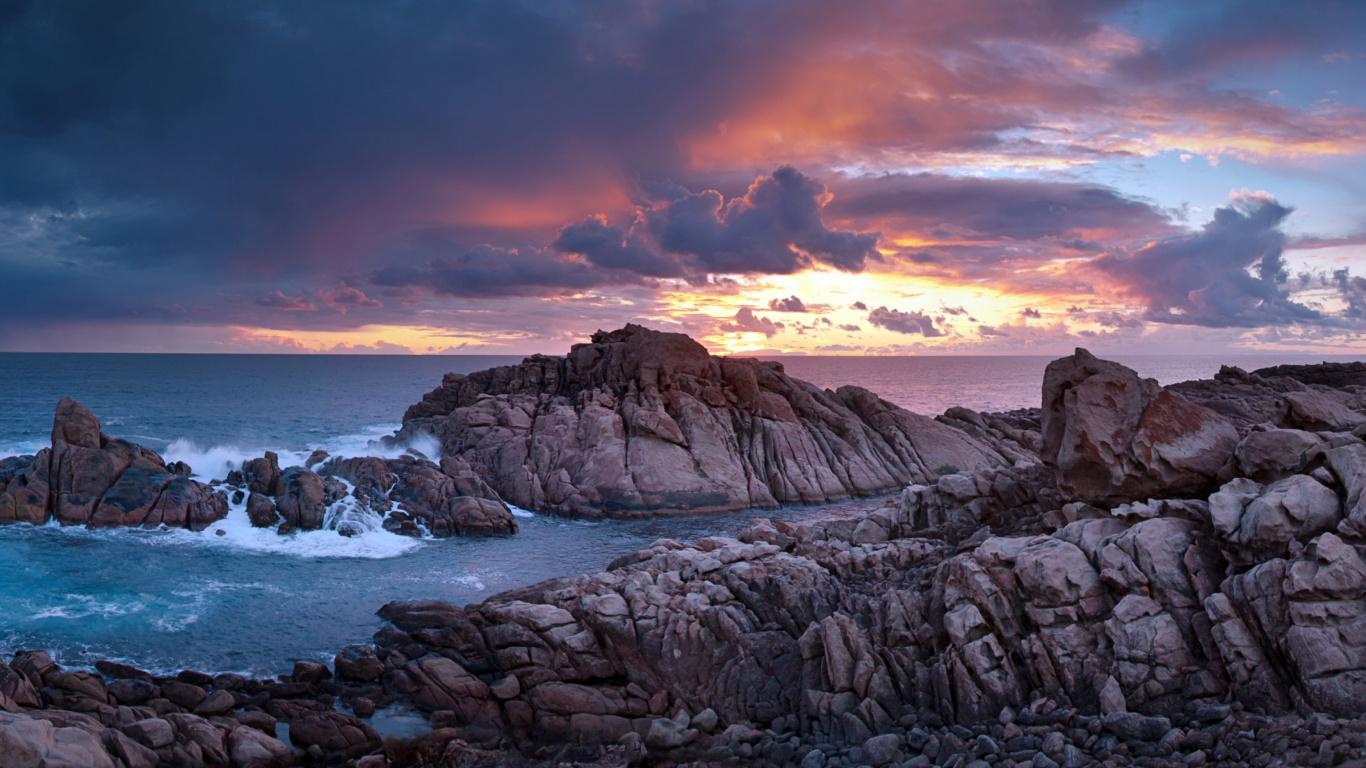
[391,324,1017,517]
[0,399,227,531]
[220,452,518,538]
[11,350,1366,768]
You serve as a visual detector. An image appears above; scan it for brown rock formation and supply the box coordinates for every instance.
[1042,349,1239,504]
[392,324,1013,517]
[0,399,227,530]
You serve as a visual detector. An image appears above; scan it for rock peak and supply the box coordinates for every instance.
[51,397,101,450]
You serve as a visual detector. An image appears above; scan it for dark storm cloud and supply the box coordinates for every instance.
[550,217,686,278]
[370,245,633,299]
[827,173,1174,243]
[867,307,943,337]
[553,167,880,278]
[256,291,317,311]
[1091,196,1321,328]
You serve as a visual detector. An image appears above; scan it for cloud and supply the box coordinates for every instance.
[370,244,633,298]
[816,344,860,352]
[719,307,784,337]
[320,286,382,314]
[851,301,868,311]
[837,324,862,332]
[550,216,686,278]
[767,295,808,312]
[327,340,414,354]
[555,167,880,278]
[255,291,317,311]
[1090,194,1322,328]
[1022,307,1042,319]
[867,306,943,337]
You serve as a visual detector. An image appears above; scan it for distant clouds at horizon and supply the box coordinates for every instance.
[2,0,1366,355]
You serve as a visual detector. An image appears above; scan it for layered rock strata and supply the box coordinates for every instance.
[392,324,1016,517]
[0,399,227,530]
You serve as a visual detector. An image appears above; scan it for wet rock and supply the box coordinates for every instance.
[247,492,279,528]
[334,645,383,683]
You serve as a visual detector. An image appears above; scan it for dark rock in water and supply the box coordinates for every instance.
[166,461,192,477]
[95,660,154,682]
[324,453,517,537]
[246,492,278,528]
[306,449,330,466]
[274,467,344,531]
[334,645,383,683]
[242,451,282,496]
[0,399,227,531]
[392,324,1015,518]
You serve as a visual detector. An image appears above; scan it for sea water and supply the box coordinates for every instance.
[0,351,1360,677]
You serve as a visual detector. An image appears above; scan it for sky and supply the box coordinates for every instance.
[3,0,1366,356]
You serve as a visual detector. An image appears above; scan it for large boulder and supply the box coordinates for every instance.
[390,324,1012,517]
[1042,348,1238,503]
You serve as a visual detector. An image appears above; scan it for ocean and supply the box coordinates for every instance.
[0,351,1360,678]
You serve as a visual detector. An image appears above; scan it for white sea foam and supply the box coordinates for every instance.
[509,506,534,519]
[162,423,442,482]
[31,595,148,621]
[161,479,426,560]
[0,439,46,460]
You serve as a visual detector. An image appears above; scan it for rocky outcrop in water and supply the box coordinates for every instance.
[0,399,227,531]
[391,324,1017,518]
[221,451,518,538]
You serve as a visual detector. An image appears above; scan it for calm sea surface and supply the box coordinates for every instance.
[0,352,1360,677]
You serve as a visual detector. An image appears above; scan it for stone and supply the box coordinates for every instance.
[287,710,379,752]
[192,689,235,717]
[334,645,383,683]
[159,681,207,710]
[644,716,697,750]
[228,725,292,768]
[1042,349,1236,503]
[1236,429,1323,481]
[291,660,330,684]
[123,717,175,749]
[863,733,904,766]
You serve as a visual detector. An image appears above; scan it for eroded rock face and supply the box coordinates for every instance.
[1042,349,1238,503]
[392,324,1012,517]
[0,399,227,531]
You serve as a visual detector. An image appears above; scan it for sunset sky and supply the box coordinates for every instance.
[3,0,1366,356]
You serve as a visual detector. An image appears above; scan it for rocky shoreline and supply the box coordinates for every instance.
[6,332,1366,767]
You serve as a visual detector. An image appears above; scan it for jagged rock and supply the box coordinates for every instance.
[1042,348,1238,503]
[0,400,227,531]
[390,324,1009,517]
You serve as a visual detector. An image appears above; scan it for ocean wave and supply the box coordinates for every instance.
[162,423,442,483]
[139,484,426,560]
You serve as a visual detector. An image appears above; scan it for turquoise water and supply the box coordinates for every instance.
[1,351,1361,677]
